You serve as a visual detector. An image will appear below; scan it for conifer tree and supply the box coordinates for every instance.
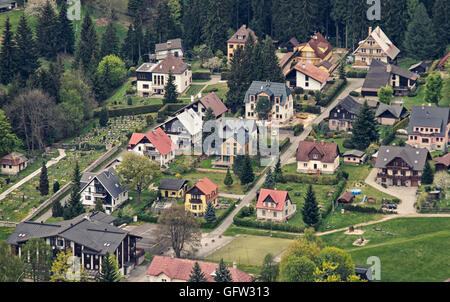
[224,168,234,187]
[75,12,99,74]
[240,155,254,185]
[421,161,434,185]
[15,14,40,81]
[99,107,109,127]
[380,0,408,47]
[52,199,63,218]
[214,259,232,282]
[274,158,284,183]
[63,162,84,220]
[36,0,58,60]
[39,161,49,196]
[121,24,136,65]
[263,168,275,189]
[0,17,17,85]
[204,202,216,223]
[189,262,207,282]
[98,252,120,282]
[100,22,120,58]
[163,71,178,104]
[432,0,450,56]
[203,0,231,53]
[57,0,75,54]
[302,185,319,227]
[261,36,284,82]
[350,101,379,151]
[94,199,105,213]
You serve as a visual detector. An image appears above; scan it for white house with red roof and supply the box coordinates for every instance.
[146,256,253,282]
[286,61,330,91]
[127,128,175,167]
[256,188,296,223]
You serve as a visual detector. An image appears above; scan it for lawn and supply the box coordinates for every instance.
[0,10,37,33]
[320,217,450,282]
[206,235,293,266]
[396,86,434,110]
[396,57,419,70]
[182,170,245,195]
[182,85,205,98]
[0,227,14,241]
[203,83,229,101]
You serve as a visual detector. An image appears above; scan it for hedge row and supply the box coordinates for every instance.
[279,137,290,153]
[346,70,367,78]
[94,104,163,118]
[284,173,340,185]
[192,72,211,81]
[318,79,347,107]
[200,201,237,229]
[342,204,391,214]
[321,180,347,219]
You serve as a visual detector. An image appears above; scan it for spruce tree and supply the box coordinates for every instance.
[302,185,319,227]
[263,168,275,189]
[240,155,255,185]
[99,107,109,127]
[57,0,75,54]
[214,259,232,282]
[262,36,284,83]
[15,14,40,82]
[101,22,120,58]
[75,12,99,74]
[163,71,178,104]
[121,24,136,65]
[98,252,120,282]
[63,162,84,220]
[350,101,379,151]
[203,0,231,53]
[52,199,63,217]
[36,0,59,60]
[226,46,251,112]
[432,0,450,56]
[204,202,216,223]
[224,168,234,187]
[421,161,434,185]
[0,17,17,85]
[189,262,207,282]
[39,162,49,196]
[381,0,408,47]
[273,158,284,183]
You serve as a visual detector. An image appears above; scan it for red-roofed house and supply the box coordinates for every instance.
[434,153,450,172]
[227,25,257,62]
[437,52,449,70]
[256,189,296,222]
[184,177,218,216]
[296,141,340,174]
[0,152,28,176]
[146,256,253,282]
[127,128,175,167]
[286,61,330,91]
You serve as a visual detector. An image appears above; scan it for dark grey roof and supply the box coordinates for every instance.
[408,106,450,137]
[155,38,183,52]
[375,146,429,171]
[375,104,409,119]
[355,266,373,281]
[0,0,15,5]
[343,150,366,158]
[244,81,292,106]
[362,60,391,91]
[317,60,332,69]
[409,61,427,71]
[80,167,126,199]
[7,212,140,255]
[337,95,362,115]
[158,178,188,191]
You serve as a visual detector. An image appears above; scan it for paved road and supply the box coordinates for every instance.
[0,149,67,201]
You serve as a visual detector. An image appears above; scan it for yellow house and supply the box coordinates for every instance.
[227,25,257,62]
[158,178,188,199]
[184,177,218,216]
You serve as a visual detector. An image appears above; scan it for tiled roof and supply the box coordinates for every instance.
[408,106,450,137]
[147,256,253,282]
[80,167,126,200]
[336,95,362,115]
[434,153,450,167]
[306,32,332,59]
[151,54,189,74]
[375,146,429,171]
[227,25,257,44]
[147,128,174,156]
[293,61,329,83]
[338,191,354,203]
[375,104,409,119]
[128,133,148,147]
[198,92,228,117]
[362,60,417,93]
[256,189,291,211]
[158,178,188,191]
[296,141,340,163]
[0,152,28,166]
[193,177,217,195]
[437,52,450,69]
[244,81,292,106]
[155,38,183,52]
[343,150,366,158]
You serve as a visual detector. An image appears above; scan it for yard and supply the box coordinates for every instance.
[203,82,229,101]
[320,217,450,282]
[0,227,14,241]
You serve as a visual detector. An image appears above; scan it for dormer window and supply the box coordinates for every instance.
[313,154,318,159]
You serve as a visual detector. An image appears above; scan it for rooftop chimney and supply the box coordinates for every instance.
[368,27,373,35]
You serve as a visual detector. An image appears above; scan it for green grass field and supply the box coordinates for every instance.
[0,227,14,241]
[203,83,229,101]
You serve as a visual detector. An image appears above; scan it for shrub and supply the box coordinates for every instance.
[293,124,304,136]
[342,139,354,149]
[342,205,385,214]
[318,79,346,107]
[279,138,290,153]
[349,91,360,97]
[192,72,211,81]
[407,90,418,97]
[220,72,229,81]
[95,104,164,117]
[294,87,304,95]
[127,97,133,106]
[303,94,308,100]
[346,70,367,78]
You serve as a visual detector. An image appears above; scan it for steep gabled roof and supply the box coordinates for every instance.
[198,92,228,117]
[80,167,126,200]
[296,141,340,163]
[354,26,400,60]
[305,32,332,59]
[155,38,183,52]
[256,189,291,211]
[375,104,409,119]
[227,24,257,44]
[191,177,217,195]
[147,128,175,156]
[375,146,429,171]
[335,95,362,115]
[176,108,203,136]
[408,106,450,137]
[158,178,188,191]
[293,61,329,83]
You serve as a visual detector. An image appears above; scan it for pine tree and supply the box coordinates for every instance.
[75,12,99,74]
[240,155,255,185]
[189,262,207,282]
[261,36,284,82]
[350,101,379,151]
[0,17,17,85]
[204,202,216,223]
[52,199,63,217]
[302,185,319,227]
[63,162,84,220]
[214,259,232,282]
[15,14,40,82]
[203,0,232,53]
[421,161,434,185]
[99,107,109,127]
[163,71,178,104]
[432,0,450,56]
[403,3,439,60]
[263,168,275,189]
[39,161,49,196]
[57,0,75,54]
[36,0,59,60]
[224,168,234,187]
[273,158,284,183]
[100,22,120,58]
[98,252,120,282]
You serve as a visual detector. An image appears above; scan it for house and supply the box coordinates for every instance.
[184,177,218,216]
[155,38,184,61]
[158,178,188,199]
[407,105,450,151]
[0,152,28,176]
[375,145,430,187]
[244,81,294,123]
[6,211,143,276]
[80,167,128,214]
[279,32,333,74]
[353,26,400,68]
[256,189,296,222]
[285,61,329,91]
[434,153,450,172]
[136,54,192,97]
[159,108,203,155]
[343,150,367,165]
[361,59,419,98]
[175,92,228,120]
[0,0,16,12]
[296,141,340,174]
[283,37,300,52]
[227,24,257,62]
[146,256,253,282]
[337,191,355,205]
[128,128,176,167]
[409,61,428,74]
[328,96,362,131]
[437,52,450,70]
[375,104,409,126]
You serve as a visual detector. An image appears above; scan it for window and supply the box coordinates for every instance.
[323,164,327,168]
[304,163,308,167]
[143,84,149,89]
[273,212,277,217]
[85,196,91,200]
[313,154,318,159]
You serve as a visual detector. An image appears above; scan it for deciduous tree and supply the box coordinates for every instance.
[22,238,53,282]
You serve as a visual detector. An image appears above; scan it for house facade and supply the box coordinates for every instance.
[244,81,294,123]
[136,55,192,97]
[146,256,253,282]
[375,104,409,126]
[155,38,184,61]
[128,128,176,167]
[375,146,430,187]
[227,25,257,62]
[285,61,329,91]
[175,92,228,120]
[328,96,362,131]
[353,26,400,68]
[158,178,188,199]
[184,177,218,216]
[80,168,128,214]
[256,189,296,223]
[343,150,367,165]
[296,141,340,174]
[6,212,143,276]
[0,152,28,176]
[407,106,450,151]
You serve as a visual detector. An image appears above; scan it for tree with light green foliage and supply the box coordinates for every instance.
[0,109,21,157]
[378,86,394,105]
[96,55,127,91]
[0,241,26,282]
[424,73,443,104]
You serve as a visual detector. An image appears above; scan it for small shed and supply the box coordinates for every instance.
[434,153,450,172]
[338,191,355,204]
[343,150,367,165]
[0,152,28,176]
[408,61,428,74]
